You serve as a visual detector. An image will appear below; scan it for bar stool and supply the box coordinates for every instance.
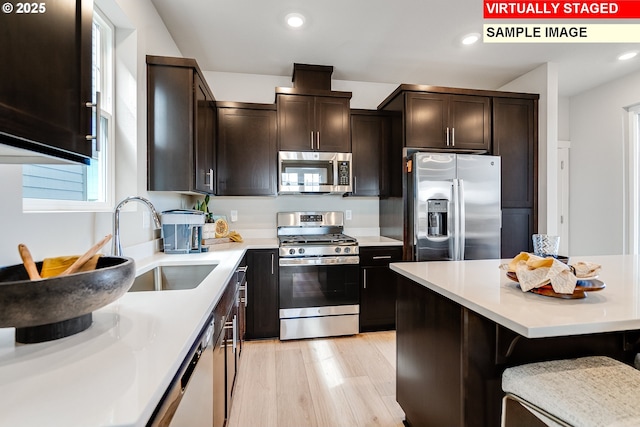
[501,356,640,427]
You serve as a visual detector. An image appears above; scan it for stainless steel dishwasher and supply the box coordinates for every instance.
[148,314,214,427]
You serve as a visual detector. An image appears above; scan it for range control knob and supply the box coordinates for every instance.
[344,247,351,254]
[289,248,296,255]
[335,247,342,253]
[298,248,305,255]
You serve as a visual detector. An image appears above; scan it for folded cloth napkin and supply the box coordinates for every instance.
[40,254,101,278]
[501,252,602,294]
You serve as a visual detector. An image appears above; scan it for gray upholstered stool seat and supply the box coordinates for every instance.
[501,356,640,427]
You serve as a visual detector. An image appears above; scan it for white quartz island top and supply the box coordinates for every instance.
[390,255,640,339]
[0,238,277,427]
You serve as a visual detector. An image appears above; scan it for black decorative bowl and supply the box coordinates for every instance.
[0,256,135,343]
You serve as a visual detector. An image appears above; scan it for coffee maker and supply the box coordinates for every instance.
[161,210,205,254]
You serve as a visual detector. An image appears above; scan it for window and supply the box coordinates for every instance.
[22,8,114,212]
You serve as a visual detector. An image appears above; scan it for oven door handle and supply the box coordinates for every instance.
[279,256,360,266]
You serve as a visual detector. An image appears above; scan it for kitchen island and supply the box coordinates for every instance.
[390,255,640,427]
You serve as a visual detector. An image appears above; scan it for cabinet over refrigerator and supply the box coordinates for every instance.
[408,152,501,261]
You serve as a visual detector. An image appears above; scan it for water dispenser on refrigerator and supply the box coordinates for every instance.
[427,199,448,237]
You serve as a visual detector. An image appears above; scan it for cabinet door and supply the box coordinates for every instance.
[493,97,536,209]
[217,108,277,196]
[405,93,448,148]
[360,266,398,331]
[448,95,491,151]
[405,93,490,151]
[195,74,216,193]
[0,0,93,163]
[493,97,537,257]
[351,113,390,196]
[315,96,351,152]
[246,249,279,339]
[277,95,315,151]
[359,246,402,332]
[213,328,225,427]
[147,65,194,192]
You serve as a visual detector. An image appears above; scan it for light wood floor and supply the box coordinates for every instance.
[227,331,405,427]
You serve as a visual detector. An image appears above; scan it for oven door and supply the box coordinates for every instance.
[279,256,360,309]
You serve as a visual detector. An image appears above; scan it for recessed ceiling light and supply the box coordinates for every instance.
[285,13,305,29]
[618,51,638,61]
[461,33,480,45]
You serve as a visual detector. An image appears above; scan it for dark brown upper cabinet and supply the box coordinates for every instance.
[276,90,351,152]
[378,85,492,152]
[147,55,216,194]
[350,111,392,196]
[0,0,94,164]
[216,103,277,196]
[405,92,491,151]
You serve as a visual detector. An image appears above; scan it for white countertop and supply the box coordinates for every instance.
[0,238,277,427]
[0,233,398,427]
[355,236,403,247]
[390,255,640,339]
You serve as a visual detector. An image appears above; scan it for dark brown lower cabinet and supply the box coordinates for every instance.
[211,268,241,426]
[245,249,279,339]
[395,274,637,427]
[359,246,402,332]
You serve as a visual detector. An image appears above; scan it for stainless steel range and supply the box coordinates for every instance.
[277,211,360,340]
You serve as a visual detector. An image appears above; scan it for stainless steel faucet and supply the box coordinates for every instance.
[112,196,162,256]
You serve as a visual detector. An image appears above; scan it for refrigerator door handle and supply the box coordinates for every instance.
[458,179,466,260]
[452,179,460,260]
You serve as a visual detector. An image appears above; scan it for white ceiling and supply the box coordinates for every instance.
[150,0,640,97]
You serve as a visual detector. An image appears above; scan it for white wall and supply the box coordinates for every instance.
[569,70,640,255]
[0,0,186,266]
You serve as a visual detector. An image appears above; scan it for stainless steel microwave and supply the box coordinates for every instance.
[278,151,352,194]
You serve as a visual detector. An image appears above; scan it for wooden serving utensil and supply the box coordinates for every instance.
[59,234,113,276]
[18,243,42,280]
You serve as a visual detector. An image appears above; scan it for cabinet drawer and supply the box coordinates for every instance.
[359,246,403,266]
[213,275,238,341]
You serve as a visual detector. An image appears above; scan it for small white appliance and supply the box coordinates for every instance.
[161,210,205,254]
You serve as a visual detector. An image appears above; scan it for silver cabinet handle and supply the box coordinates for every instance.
[316,131,320,150]
[452,127,455,147]
[241,282,248,307]
[85,92,101,152]
[206,168,214,192]
[372,255,392,260]
[271,253,274,275]
[446,127,450,147]
[363,269,367,289]
[232,315,237,354]
[310,131,314,150]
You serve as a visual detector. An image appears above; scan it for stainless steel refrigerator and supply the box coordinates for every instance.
[408,152,501,261]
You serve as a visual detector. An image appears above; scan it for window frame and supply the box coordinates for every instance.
[22,6,115,213]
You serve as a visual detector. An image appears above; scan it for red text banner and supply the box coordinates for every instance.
[484,1,640,19]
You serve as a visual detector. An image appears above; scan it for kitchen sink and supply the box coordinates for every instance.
[128,264,217,292]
